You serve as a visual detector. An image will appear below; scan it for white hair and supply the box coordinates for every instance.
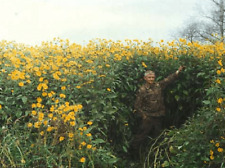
[144,70,155,76]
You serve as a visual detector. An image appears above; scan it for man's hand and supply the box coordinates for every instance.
[178,66,185,72]
[176,66,185,74]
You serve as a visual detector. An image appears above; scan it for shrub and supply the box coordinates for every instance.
[0,39,224,167]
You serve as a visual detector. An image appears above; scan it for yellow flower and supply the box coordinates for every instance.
[48,113,53,118]
[42,83,48,90]
[52,107,57,113]
[18,82,24,87]
[218,60,223,66]
[36,71,42,76]
[216,79,221,84]
[210,155,214,160]
[81,141,86,146]
[142,62,147,68]
[0,104,2,109]
[221,68,225,73]
[70,121,76,126]
[210,150,214,155]
[60,93,66,98]
[68,133,74,138]
[53,73,60,80]
[78,144,82,150]
[27,123,33,128]
[107,88,111,92]
[48,92,53,97]
[61,86,66,90]
[83,127,87,131]
[37,97,42,103]
[31,103,36,108]
[79,157,85,163]
[76,85,81,89]
[43,120,48,126]
[87,121,93,125]
[87,144,92,149]
[46,126,54,132]
[218,98,223,104]
[210,140,215,144]
[39,77,44,82]
[37,83,42,91]
[77,104,83,109]
[44,79,49,84]
[218,148,223,152]
[215,142,220,147]
[217,70,221,75]
[40,131,44,136]
[31,110,37,115]
[61,78,67,82]
[36,103,42,108]
[59,136,65,142]
[65,102,69,106]
[38,112,44,120]
[42,92,47,97]
[216,107,221,112]
[86,133,92,137]
[34,122,41,128]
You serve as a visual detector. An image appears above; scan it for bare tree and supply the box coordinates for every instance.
[178,21,202,43]
[176,0,225,43]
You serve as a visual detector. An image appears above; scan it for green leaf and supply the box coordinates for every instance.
[92,139,105,144]
[202,100,211,105]
[123,146,127,152]
[177,146,182,150]
[175,95,180,101]
[183,90,188,95]
[16,111,22,118]
[107,156,118,164]
[22,96,28,104]
[162,161,170,167]
[197,72,205,77]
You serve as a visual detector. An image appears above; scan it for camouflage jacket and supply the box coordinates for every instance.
[134,72,179,117]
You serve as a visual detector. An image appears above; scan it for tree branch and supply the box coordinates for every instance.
[212,0,221,6]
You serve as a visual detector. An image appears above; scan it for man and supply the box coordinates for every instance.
[131,66,184,152]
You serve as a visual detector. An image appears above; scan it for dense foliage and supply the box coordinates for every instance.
[0,38,224,167]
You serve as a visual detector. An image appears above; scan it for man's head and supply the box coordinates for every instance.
[144,70,155,84]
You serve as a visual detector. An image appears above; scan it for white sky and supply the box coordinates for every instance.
[0,0,209,45]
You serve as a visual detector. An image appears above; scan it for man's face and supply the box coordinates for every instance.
[144,74,155,84]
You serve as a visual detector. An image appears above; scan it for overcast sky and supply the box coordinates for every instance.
[0,0,209,45]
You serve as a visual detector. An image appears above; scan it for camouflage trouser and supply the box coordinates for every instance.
[130,116,163,151]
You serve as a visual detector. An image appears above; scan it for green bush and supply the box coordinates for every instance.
[0,39,224,167]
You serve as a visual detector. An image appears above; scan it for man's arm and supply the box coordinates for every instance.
[160,66,184,89]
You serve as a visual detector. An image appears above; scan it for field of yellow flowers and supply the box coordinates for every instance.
[0,38,225,167]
